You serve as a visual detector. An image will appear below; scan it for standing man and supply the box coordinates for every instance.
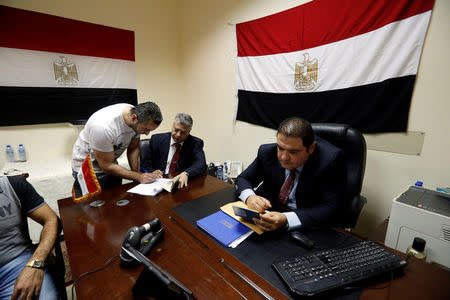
[0,176,58,300]
[140,113,207,188]
[235,117,346,232]
[72,101,163,196]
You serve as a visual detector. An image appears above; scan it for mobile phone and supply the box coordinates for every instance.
[232,205,260,220]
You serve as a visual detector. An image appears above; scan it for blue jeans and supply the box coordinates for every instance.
[0,250,57,300]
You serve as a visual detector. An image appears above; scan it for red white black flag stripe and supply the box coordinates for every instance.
[235,0,434,133]
[0,5,137,126]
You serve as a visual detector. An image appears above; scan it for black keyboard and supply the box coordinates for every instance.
[272,240,407,296]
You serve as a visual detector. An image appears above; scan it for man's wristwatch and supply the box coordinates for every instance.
[26,260,45,269]
[182,171,189,177]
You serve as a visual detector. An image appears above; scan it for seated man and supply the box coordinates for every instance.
[235,117,346,232]
[140,113,207,188]
[72,101,163,196]
[0,176,58,300]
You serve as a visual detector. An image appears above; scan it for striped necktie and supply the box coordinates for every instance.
[277,169,297,207]
[169,143,181,175]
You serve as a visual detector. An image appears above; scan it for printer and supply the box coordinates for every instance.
[385,186,450,269]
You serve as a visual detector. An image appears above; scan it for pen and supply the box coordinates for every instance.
[140,167,149,173]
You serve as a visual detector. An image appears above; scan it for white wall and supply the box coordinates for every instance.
[177,0,450,236]
[1,0,449,237]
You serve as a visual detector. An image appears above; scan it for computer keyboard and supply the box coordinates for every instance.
[272,240,407,296]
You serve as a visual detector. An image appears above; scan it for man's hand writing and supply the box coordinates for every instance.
[140,170,163,183]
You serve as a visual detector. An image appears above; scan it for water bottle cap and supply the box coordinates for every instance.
[19,144,23,146]
[415,181,423,187]
[7,145,11,147]
[412,237,426,252]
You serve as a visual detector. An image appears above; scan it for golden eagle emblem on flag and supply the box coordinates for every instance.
[53,56,79,86]
[294,53,318,91]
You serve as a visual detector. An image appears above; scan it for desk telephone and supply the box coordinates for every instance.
[120,218,164,268]
[120,218,195,299]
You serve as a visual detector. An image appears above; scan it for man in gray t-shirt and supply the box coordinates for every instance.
[0,176,58,299]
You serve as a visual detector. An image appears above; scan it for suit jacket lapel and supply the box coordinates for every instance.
[274,162,285,195]
[160,133,171,168]
[178,135,192,166]
[296,145,320,201]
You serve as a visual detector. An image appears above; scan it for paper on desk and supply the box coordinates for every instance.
[229,230,254,248]
[127,178,172,196]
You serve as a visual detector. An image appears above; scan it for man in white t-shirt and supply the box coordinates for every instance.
[71,101,163,195]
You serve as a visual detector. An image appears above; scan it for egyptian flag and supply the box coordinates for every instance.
[0,5,137,126]
[236,0,434,133]
[72,154,101,202]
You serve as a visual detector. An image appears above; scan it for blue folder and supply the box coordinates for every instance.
[196,210,251,247]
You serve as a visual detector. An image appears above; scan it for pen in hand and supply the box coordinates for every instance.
[141,167,163,179]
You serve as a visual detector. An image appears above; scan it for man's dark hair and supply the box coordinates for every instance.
[277,117,315,149]
[131,101,163,125]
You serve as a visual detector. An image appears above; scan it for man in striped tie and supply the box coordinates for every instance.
[236,117,346,232]
[140,113,207,188]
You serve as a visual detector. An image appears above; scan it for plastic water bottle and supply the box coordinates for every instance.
[216,166,223,181]
[5,145,15,162]
[18,144,27,162]
[223,162,228,182]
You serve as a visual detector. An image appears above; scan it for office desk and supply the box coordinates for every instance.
[59,175,289,299]
[58,176,450,299]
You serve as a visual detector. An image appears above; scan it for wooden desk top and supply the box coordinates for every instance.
[361,219,450,300]
[58,175,288,299]
[58,176,450,299]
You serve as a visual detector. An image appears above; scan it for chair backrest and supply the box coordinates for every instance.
[139,139,151,166]
[311,123,367,229]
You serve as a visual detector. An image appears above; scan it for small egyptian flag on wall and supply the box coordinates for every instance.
[235,0,434,133]
[0,5,137,126]
[72,154,101,202]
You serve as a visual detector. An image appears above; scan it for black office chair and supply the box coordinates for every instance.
[139,139,151,167]
[311,123,367,230]
[50,218,68,300]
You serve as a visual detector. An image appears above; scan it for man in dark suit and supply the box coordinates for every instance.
[236,117,346,232]
[140,113,207,188]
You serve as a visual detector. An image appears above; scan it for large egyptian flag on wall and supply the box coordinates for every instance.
[236,0,434,133]
[0,5,137,126]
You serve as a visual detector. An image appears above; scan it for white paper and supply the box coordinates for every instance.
[229,230,253,248]
[127,178,172,196]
